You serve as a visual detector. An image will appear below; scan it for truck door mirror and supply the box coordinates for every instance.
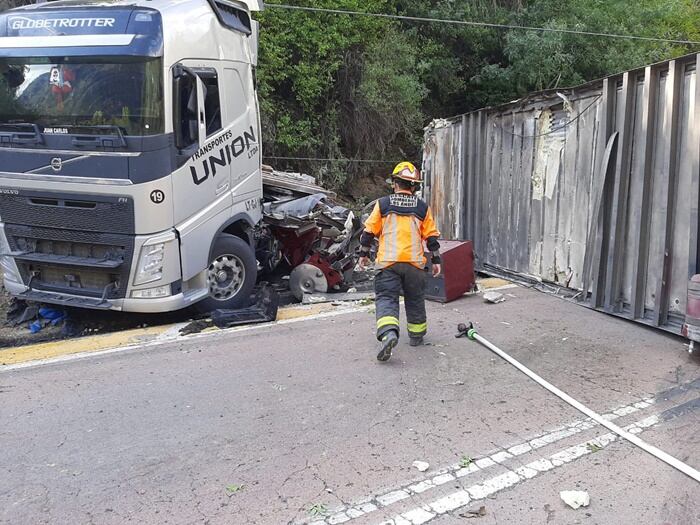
[173,66,199,152]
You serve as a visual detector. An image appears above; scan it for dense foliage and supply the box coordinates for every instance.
[2,0,699,191]
[257,0,700,191]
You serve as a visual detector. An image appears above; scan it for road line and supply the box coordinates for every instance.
[0,304,373,372]
[297,386,670,525]
[470,329,700,482]
[381,413,666,525]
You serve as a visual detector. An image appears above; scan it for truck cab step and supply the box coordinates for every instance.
[18,290,112,310]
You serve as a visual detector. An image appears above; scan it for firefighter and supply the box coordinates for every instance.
[358,162,442,362]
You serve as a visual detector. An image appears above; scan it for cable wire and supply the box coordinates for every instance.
[264,3,700,46]
[264,155,397,163]
[499,95,603,138]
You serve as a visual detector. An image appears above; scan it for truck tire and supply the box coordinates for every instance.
[195,234,257,313]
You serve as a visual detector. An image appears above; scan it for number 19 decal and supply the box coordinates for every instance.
[150,190,165,204]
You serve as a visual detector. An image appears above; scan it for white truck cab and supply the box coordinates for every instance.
[0,0,264,312]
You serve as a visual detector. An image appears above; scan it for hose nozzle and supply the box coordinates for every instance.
[456,322,478,340]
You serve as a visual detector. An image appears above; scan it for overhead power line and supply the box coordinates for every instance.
[264,3,700,46]
[264,155,397,163]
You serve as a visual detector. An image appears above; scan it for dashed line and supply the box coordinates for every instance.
[297,392,661,525]
[379,415,662,525]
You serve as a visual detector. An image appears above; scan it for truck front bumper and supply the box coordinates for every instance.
[3,279,209,313]
[0,222,208,313]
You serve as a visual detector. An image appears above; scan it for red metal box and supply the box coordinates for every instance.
[425,240,476,303]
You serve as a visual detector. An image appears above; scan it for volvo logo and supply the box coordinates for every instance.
[50,158,62,172]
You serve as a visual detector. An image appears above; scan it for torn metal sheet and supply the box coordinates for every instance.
[262,165,336,198]
[301,291,374,304]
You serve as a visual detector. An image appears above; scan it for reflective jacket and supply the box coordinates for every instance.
[361,192,440,269]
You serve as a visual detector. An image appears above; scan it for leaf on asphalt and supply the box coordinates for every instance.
[459,455,473,468]
[226,484,245,494]
[309,503,328,517]
[586,442,602,453]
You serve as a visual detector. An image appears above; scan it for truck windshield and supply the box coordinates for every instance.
[0,57,163,136]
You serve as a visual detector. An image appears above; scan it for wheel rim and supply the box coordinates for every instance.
[207,253,245,301]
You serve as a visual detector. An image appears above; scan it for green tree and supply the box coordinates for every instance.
[472,0,700,102]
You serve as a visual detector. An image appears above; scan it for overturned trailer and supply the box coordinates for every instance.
[423,52,700,341]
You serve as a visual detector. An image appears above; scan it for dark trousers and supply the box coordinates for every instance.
[374,263,427,340]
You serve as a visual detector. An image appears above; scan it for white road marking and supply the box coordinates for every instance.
[297,393,660,525]
[431,473,454,486]
[376,490,410,506]
[382,415,662,525]
[0,305,374,373]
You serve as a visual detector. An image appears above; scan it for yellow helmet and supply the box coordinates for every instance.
[391,161,422,184]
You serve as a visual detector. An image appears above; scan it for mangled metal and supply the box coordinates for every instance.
[259,166,363,301]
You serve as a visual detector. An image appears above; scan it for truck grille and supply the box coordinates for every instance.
[5,224,134,299]
[0,191,135,234]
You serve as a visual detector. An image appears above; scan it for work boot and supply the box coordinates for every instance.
[409,336,424,347]
[377,331,398,362]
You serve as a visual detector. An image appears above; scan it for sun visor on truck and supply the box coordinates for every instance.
[0,8,163,57]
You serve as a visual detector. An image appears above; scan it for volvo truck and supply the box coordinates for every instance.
[0,0,265,312]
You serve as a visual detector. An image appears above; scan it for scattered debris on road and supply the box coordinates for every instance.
[560,490,591,510]
[412,460,430,472]
[483,291,506,304]
[28,306,65,333]
[460,505,487,518]
[301,291,374,305]
[179,284,280,336]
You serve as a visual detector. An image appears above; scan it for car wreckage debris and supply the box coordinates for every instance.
[259,167,363,301]
[179,284,280,336]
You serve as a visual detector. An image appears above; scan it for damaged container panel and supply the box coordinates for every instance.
[423,52,700,335]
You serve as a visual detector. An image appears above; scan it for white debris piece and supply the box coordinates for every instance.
[483,291,506,304]
[560,490,590,509]
[412,460,430,472]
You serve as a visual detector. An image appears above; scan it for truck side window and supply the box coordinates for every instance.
[176,70,198,149]
[202,75,222,137]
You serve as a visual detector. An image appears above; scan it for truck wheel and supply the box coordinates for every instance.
[195,234,257,313]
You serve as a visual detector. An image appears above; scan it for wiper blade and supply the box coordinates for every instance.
[0,123,44,146]
[70,125,127,149]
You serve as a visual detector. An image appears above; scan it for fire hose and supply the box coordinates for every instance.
[456,323,700,483]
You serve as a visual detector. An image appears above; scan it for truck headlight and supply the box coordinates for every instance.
[134,242,165,285]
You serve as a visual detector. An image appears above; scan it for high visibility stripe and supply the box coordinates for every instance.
[407,322,427,334]
[408,216,417,262]
[384,214,398,261]
[412,217,423,262]
[377,316,400,329]
[390,214,399,261]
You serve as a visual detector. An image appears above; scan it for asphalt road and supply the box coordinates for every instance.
[1,286,699,525]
